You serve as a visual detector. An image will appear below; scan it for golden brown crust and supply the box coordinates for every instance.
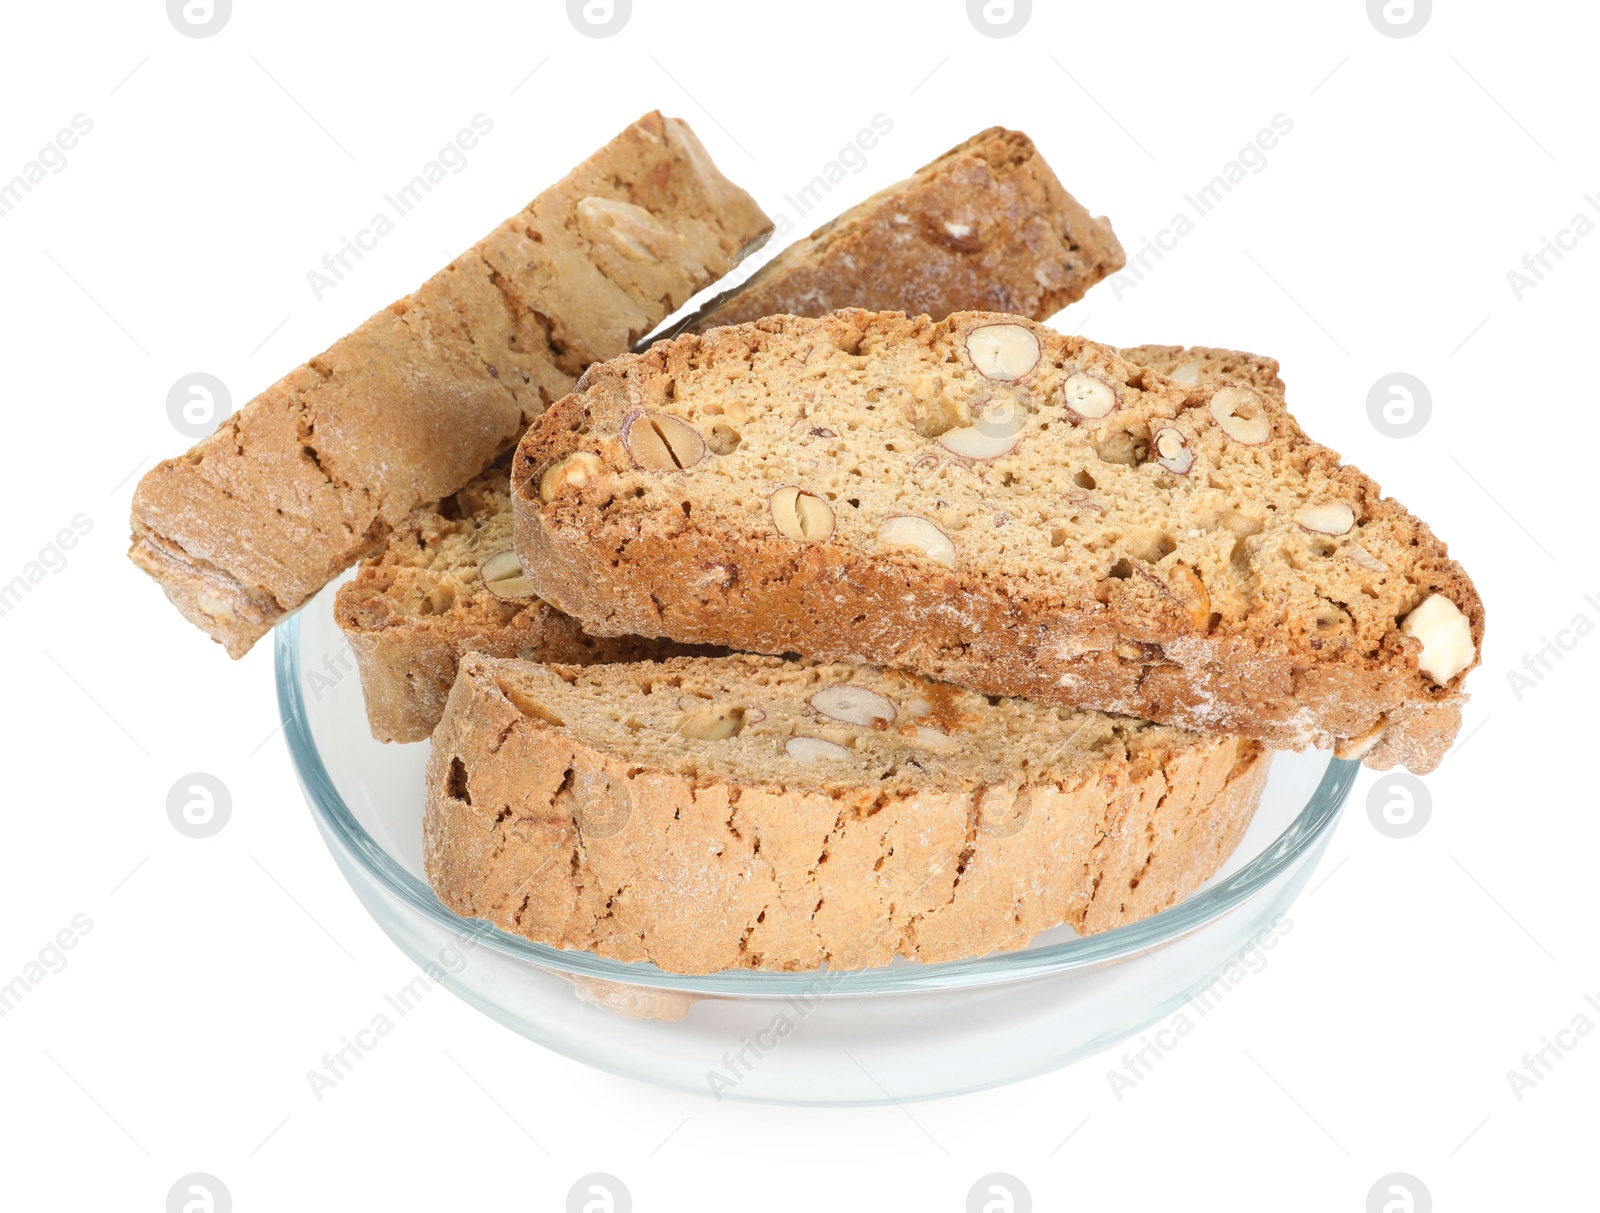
[509,311,1483,773]
[682,127,1123,332]
[130,113,772,658]
[423,653,1269,974]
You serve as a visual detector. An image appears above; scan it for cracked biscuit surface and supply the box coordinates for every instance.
[511,310,1483,772]
[424,653,1269,974]
[129,112,771,657]
[680,126,1124,332]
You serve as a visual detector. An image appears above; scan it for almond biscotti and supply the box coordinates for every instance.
[510,310,1483,773]
[424,653,1269,974]
[334,460,719,742]
[337,351,1266,744]
[130,112,771,658]
[679,127,1123,333]
[337,151,1121,744]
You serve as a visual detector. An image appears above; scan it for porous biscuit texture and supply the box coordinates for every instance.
[334,460,718,742]
[338,140,1119,741]
[511,310,1483,772]
[424,654,1269,974]
[1118,344,1286,394]
[130,112,771,657]
[682,127,1124,332]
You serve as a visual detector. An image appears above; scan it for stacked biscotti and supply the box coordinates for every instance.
[511,311,1481,777]
[336,126,1125,743]
[422,147,1476,975]
[134,115,1482,978]
[130,112,771,657]
[331,455,725,742]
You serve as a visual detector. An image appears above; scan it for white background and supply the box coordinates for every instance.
[1,0,1594,1208]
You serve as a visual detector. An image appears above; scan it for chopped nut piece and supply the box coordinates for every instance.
[913,725,958,749]
[1295,503,1356,535]
[621,410,706,472]
[964,323,1040,381]
[811,685,897,726]
[539,451,606,502]
[784,735,853,764]
[1096,428,1145,467]
[706,422,741,455]
[677,703,747,740]
[480,550,536,599]
[1062,371,1118,421]
[1208,386,1271,445]
[1153,427,1193,475]
[1401,594,1475,683]
[770,486,835,542]
[937,399,1026,459]
[876,515,956,565]
[1348,546,1387,573]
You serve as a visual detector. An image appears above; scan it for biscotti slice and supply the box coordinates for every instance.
[1119,345,1286,394]
[339,161,1114,744]
[677,127,1123,333]
[333,458,720,742]
[130,113,771,658]
[424,653,1269,974]
[510,310,1483,773]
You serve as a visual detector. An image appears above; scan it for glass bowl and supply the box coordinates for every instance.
[277,579,1355,1105]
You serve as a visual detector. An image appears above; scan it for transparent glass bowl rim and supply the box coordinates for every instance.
[277,613,1357,996]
